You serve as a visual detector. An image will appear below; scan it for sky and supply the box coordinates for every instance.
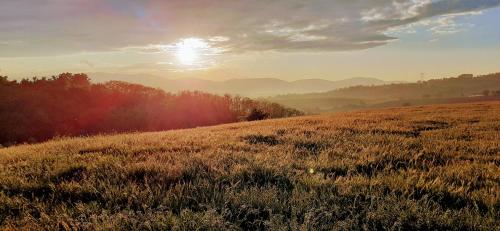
[1,0,500,82]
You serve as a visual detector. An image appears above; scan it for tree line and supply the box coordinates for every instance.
[322,73,500,100]
[0,73,302,146]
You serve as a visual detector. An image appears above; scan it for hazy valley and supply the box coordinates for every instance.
[89,73,391,97]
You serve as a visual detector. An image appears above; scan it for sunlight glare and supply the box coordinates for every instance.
[175,38,207,66]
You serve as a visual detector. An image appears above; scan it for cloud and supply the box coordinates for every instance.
[0,0,499,57]
[429,15,472,34]
[385,11,482,36]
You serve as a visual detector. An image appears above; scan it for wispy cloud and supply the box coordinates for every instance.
[386,10,482,37]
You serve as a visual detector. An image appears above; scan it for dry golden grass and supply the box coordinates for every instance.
[0,101,499,230]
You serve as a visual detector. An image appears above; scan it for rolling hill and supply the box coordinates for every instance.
[267,73,500,113]
[89,73,389,97]
[1,101,498,230]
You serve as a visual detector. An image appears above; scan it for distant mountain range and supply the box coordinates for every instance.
[89,73,392,97]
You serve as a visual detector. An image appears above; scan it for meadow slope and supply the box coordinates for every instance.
[0,102,499,230]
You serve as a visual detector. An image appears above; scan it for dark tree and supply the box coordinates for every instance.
[246,109,269,121]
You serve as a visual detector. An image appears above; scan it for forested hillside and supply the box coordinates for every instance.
[317,73,500,100]
[267,73,500,113]
[0,73,301,146]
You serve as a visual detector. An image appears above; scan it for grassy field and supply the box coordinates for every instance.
[0,101,499,230]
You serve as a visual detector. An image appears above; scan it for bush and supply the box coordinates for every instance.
[246,109,269,121]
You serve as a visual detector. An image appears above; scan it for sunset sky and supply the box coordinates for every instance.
[1,0,500,81]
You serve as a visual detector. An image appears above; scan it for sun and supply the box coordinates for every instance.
[175,38,207,66]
